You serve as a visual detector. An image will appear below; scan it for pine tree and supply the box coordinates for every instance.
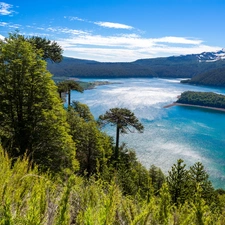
[149,164,165,194]
[167,159,190,205]
[189,162,215,204]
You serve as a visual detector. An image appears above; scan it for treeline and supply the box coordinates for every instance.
[1,33,225,224]
[48,59,156,78]
[47,55,225,79]
[177,91,225,109]
[181,67,225,87]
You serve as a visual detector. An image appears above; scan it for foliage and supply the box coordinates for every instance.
[70,101,94,121]
[1,145,225,224]
[67,103,113,177]
[167,159,190,205]
[114,144,152,199]
[98,108,144,161]
[0,145,79,225]
[149,164,165,194]
[1,33,225,224]
[167,159,217,208]
[57,80,83,106]
[176,91,225,109]
[27,36,63,63]
[189,162,215,205]
[0,33,77,172]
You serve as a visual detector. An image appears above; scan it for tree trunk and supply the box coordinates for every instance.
[115,125,120,160]
[68,89,71,106]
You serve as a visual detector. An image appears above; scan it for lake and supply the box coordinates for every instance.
[70,78,225,189]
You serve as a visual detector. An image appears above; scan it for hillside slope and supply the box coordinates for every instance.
[47,50,225,79]
[181,67,225,87]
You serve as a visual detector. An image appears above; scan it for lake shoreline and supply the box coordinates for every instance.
[164,102,225,112]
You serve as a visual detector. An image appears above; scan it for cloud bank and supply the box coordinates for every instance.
[0,15,222,62]
[56,31,220,62]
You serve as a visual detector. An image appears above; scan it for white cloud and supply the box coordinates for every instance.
[0,22,8,26]
[64,16,134,30]
[0,34,5,40]
[154,36,203,45]
[0,2,14,15]
[94,21,133,30]
[57,33,221,62]
[65,16,85,22]
[57,33,203,50]
[0,21,20,28]
[35,26,90,36]
[55,28,90,35]
[3,19,220,62]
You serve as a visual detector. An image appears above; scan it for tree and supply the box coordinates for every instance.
[167,159,190,205]
[71,101,94,122]
[116,144,151,198]
[189,162,215,204]
[27,36,63,63]
[98,108,144,161]
[8,32,63,63]
[0,33,78,172]
[67,104,113,177]
[57,80,83,106]
[149,165,165,194]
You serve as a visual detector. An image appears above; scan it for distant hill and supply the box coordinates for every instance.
[47,57,157,78]
[181,67,225,87]
[47,50,225,79]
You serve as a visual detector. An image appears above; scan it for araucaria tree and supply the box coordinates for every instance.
[57,80,83,106]
[27,36,63,63]
[0,33,78,172]
[98,108,144,161]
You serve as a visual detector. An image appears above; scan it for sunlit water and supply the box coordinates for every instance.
[69,78,225,189]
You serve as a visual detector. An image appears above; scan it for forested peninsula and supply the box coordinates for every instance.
[2,33,225,224]
[176,91,225,110]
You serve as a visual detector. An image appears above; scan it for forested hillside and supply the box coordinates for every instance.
[2,33,225,224]
[47,54,225,79]
[47,57,156,78]
[181,67,225,86]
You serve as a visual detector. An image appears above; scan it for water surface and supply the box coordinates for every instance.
[70,78,225,188]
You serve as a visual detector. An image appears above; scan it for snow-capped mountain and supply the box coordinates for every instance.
[197,49,225,62]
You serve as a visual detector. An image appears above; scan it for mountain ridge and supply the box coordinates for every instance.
[47,49,225,79]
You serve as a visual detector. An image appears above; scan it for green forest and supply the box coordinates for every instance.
[177,91,225,109]
[1,33,225,224]
[181,67,225,87]
[47,55,225,79]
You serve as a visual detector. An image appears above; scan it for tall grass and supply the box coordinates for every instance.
[1,145,225,224]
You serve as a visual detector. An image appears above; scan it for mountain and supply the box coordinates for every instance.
[197,49,225,62]
[181,67,225,87]
[47,50,225,79]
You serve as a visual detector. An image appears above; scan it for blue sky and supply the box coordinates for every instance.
[0,0,224,62]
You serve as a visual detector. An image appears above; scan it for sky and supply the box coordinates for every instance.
[0,0,224,62]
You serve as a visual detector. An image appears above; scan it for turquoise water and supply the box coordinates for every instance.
[70,78,225,189]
